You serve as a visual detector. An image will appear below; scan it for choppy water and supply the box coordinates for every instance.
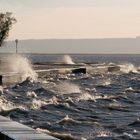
[1,54,140,140]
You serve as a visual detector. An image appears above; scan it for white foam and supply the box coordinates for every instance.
[26,91,37,98]
[96,78,112,86]
[96,130,112,137]
[0,97,15,112]
[36,128,86,140]
[79,92,97,101]
[103,79,111,86]
[57,115,80,124]
[123,132,135,139]
[42,80,49,84]
[125,87,135,92]
[48,96,59,105]
[78,92,115,102]
[31,99,47,110]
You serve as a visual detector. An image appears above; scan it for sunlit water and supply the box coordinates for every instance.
[1,54,140,140]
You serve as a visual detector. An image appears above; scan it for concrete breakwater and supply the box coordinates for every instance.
[0,63,121,85]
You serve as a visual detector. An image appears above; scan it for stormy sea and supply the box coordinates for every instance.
[1,54,140,140]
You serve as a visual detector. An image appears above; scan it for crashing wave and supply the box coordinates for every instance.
[119,63,139,74]
[6,54,38,81]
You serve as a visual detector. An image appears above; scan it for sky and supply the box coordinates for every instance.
[1,0,140,40]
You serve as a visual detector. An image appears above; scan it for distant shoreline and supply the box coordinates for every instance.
[1,38,140,54]
[0,53,140,55]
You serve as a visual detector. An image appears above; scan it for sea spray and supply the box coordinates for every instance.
[6,54,37,81]
[119,63,139,74]
[62,55,75,64]
[56,82,81,94]
[0,86,3,95]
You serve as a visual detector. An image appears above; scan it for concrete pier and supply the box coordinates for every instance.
[0,64,121,85]
[0,115,58,140]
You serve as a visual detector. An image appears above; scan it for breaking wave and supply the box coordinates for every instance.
[6,54,37,81]
[119,63,139,74]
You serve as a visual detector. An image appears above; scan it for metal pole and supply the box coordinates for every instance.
[15,39,18,53]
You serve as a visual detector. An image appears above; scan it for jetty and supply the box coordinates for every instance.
[0,63,121,85]
[0,115,58,140]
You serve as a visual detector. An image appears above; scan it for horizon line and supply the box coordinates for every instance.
[7,36,140,41]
